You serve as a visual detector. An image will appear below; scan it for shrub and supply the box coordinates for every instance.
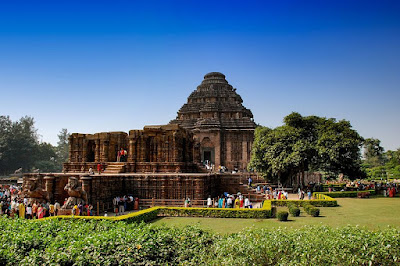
[1,219,400,265]
[287,203,301,217]
[270,198,338,207]
[303,203,320,217]
[277,211,289,221]
[44,203,275,222]
[313,190,376,198]
[309,208,320,217]
[158,207,274,219]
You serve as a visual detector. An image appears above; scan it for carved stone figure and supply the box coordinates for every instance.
[62,176,88,209]
[14,168,22,174]
[22,177,50,203]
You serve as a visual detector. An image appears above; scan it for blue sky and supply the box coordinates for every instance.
[0,0,399,150]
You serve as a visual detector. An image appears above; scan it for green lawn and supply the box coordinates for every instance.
[151,198,400,234]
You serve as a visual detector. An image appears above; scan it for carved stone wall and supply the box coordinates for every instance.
[63,124,198,173]
[22,173,219,207]
[170,72,256,170]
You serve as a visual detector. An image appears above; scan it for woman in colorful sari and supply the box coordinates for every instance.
[18,201,25,219]
[234,197,240,208]
[32,202,38,219]
[218,197,223,208]
[37,205,45,219]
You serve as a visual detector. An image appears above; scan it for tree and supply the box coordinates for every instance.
[249,112,364,184]
[0,116,39,175]
[363,138,385,167]
[33,142,58,172]
[56,128,70,167]
[316,119,364,178]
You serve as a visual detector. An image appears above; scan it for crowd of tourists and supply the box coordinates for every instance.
[112,195,139,216]
[0,185,96,219]
[207,193,253,208]
[325,180,399,197]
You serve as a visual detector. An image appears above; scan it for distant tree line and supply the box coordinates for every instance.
[362,138,400,181]
[0,116,69,176]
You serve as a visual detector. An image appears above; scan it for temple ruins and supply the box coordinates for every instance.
[23,72,260,209]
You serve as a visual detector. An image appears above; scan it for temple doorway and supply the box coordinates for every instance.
[86,140,95,162]
[204,151,211,162]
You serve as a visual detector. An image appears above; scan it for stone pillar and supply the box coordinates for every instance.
[82,139,88,162]
[44,175,55,202]
[128,139,135,162]
[95,139,100,162]
[68,137,73,162]
[242,141,248,168]
[102,141,109,162]
[81,176,93,204]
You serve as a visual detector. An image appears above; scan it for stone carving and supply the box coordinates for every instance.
[14,168,22,174]
[170,72,256,170]
[62,176,88,209]
[63,124,197,173]
[22,177,50,203]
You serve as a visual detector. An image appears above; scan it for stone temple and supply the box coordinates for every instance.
[170,72,256,170]
[23,72,261,210]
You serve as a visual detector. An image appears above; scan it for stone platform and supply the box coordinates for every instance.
[22,172,261,213]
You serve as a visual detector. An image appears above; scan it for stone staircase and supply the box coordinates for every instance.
[104,162,126,174]
[237,182,267,202]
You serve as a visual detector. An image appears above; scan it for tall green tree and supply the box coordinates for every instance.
[56,128,70,166]
[363,138,385,167]
[33,142,58,172]
[0,116,39,175]
[249,112,364,185]
[316,119,364,178]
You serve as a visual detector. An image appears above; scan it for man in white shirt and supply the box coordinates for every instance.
[207,196,212,208]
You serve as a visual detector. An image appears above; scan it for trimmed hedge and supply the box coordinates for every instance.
[270,197,338,207]
[287,203,301,217]
[42,207,161,223]
[158,207,274,219]
[42,202,275,222]
[313,190,376,198]
[277,211,289,221]
[303,203,320,217]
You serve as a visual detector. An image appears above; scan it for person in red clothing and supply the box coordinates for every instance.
[97,163,102,174]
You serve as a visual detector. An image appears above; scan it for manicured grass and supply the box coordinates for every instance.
[151,198,400,234]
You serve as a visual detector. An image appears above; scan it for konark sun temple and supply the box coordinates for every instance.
[23,72,266,211]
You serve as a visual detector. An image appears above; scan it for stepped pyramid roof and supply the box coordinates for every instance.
[170,72,256,131]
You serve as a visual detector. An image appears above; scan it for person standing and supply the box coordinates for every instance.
[244,197,250,208]
[26,204,32,219]
[49,203,55,216]
[207,196,212,208]
[54,200,60,216]
[97,163,102,174]
[32,202,38,219]
[18,201,25,219]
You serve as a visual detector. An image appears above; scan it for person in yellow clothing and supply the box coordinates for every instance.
[72,205,79,216]
[49,203,55,216]
[234,197,240,208]
[18,201,25,219]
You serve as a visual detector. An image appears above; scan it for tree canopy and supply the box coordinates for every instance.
[249,112,364,185]
[0,116,69,175]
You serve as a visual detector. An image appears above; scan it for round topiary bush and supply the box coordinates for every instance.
[277,211,289,221]
[289,207,301,217]
[309,208,320,217]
